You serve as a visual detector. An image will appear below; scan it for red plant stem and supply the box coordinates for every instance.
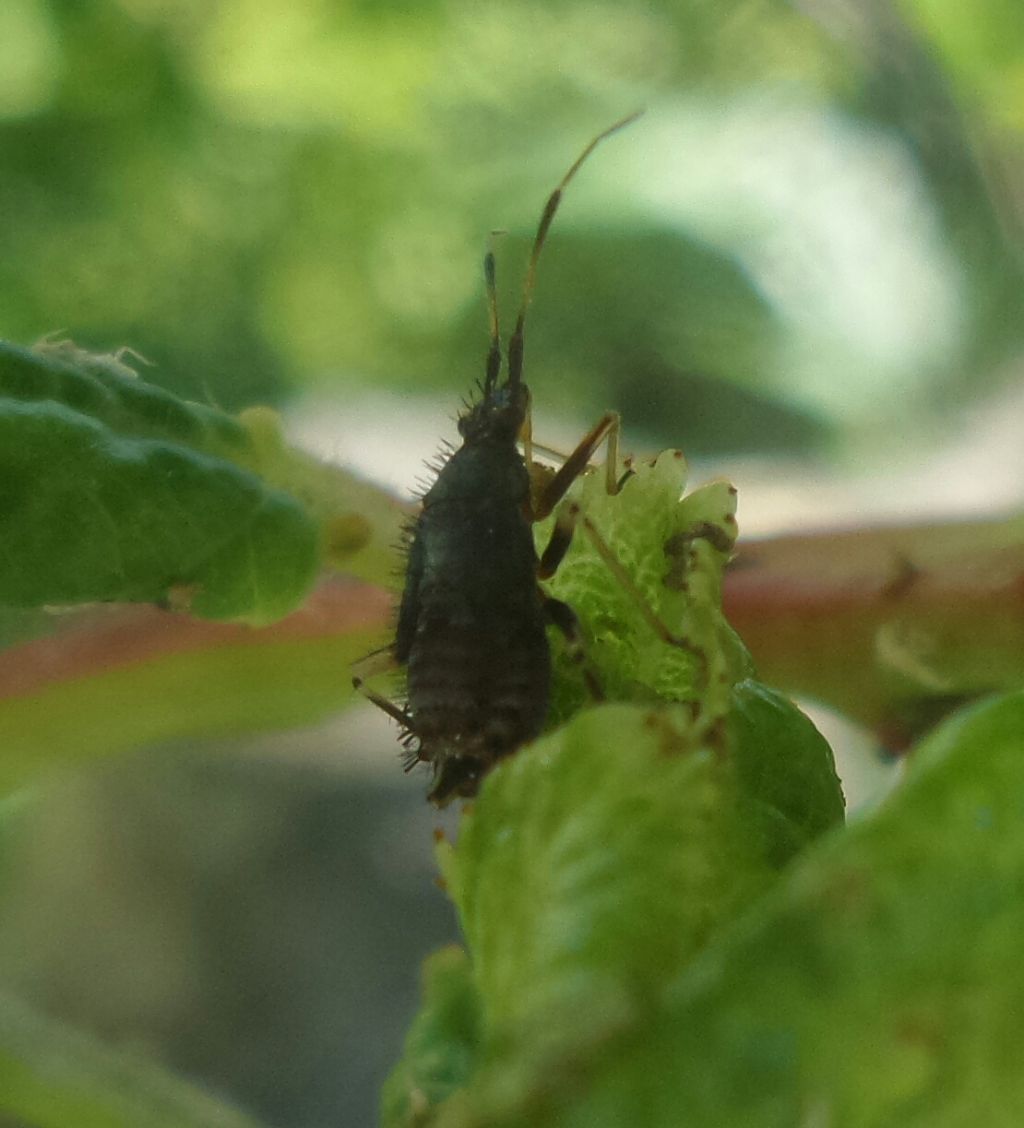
[724,513,1024,747]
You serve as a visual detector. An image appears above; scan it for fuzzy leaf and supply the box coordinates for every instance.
[730,678,845,865]
[0,339,405,623]
[540,449,752,728]
[390,689,1024,1126]
[0,988,265,1128]
[380,947,483,1126]
[0,397,317,624]
[1,339,250,455]
[386,683,844,1126]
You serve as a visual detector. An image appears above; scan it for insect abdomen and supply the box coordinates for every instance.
[402,501,550,800]
[408,610,550,746]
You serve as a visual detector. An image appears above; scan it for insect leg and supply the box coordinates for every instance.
[536,498,578,579]
[532,410,621,520]
[544,594,604,700]
[541,500,708,670]
[520,388,535,476]
[351,647,412,728]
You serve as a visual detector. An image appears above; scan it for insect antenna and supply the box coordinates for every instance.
[507,110,643,391]
[483,230,504,397]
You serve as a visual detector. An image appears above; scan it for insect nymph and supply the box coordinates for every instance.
[354,115,640,804]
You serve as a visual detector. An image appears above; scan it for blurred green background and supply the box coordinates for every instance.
[3,0,1023,466]
[2,1,1024,1125]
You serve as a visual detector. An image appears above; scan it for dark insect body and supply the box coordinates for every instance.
[395,385,547,802]
[354,115,640,804]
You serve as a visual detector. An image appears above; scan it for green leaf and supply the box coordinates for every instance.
[0,988,266,1128]
[540,449,753,729]
[0,396,317,624]
[442,704,777,1030]
[386,682,843,1126]
[0,339,405,623]
[0,339,250,455]
[380,947,483,1127]
[730,678,845,865]
[392,690,1024,1126]
[0,626,380,794]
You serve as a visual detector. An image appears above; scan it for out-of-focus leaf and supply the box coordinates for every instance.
[386,684,843,1126]
[902,0,1024,131]
[0,584,389,794]
[0,340,404,624]
[3,338,251,454]
[730,678,845,865]
[3,0,1024,453]
[0,988,266,1128]
[0,394,317,624]
[380,946,483,1127]
[390,689,1024,1126]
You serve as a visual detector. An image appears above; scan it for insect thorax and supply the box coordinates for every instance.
[422,440,531,508]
